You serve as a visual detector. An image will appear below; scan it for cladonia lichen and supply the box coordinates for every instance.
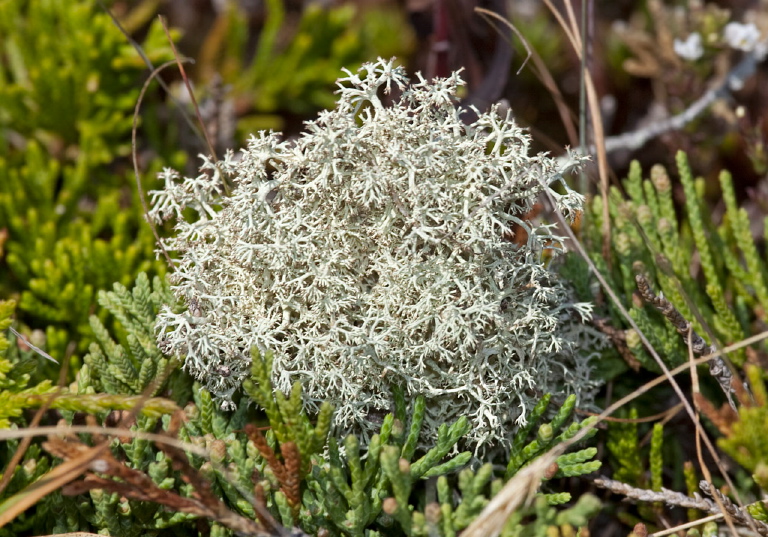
[149,58,602,450]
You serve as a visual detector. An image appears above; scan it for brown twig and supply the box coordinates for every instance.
[592,317,642,372]
[245,424,302,513]
[43,427,289,537]
[593,475,713,511]
[593,476,768,536]
[700,481,768,536]
[635,274,738,409]
[159,16,218,164]
[474,7,578,148]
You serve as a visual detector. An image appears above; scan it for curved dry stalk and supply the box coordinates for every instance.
[131,59,185,269]
[0,424,208,459]
[96,0,201,138]
[158,16,219,164]
[463,452,561,537]
[474,7,579,147]
[542,0,611,263]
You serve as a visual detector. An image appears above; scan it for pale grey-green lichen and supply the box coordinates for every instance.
[149,58,602,450]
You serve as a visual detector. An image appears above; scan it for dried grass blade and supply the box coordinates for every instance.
[474,7,579,146]
[0,442,109,528]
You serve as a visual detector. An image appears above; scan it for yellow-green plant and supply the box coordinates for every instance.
[604,414,672,529]
[0,143,162,360]
[0,0,180,364]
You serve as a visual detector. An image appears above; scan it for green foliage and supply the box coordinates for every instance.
[0,283,172,534]
[211,0,414,133]
[607,409,647,487]
[0,298,58,428]
[374,469,599,537]
[605,411,677,527]
[649,423,664,493]
[748,497,768,525]
[0,0,174,156]
[32,412,202,536]
[242,347,334,478]
[301,395,471,535]
[240,351,601,537]
[50,343,600,537]
[582,151,765,376]
[499,494,601,537]
[2,299,604,537]
[387,394,602,537]
[81,272,184,401]
[506,393,601,487]
[0,0,177,362]
[682,461,703,523]
[0,301,136,429]
[718,365,768,480]
[0,143,163,359]
[0,440,52,537]
[0,275,188,536]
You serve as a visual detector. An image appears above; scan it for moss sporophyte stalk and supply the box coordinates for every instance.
[149,58,603,450]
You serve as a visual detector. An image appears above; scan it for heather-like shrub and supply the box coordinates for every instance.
[149,59,601,450]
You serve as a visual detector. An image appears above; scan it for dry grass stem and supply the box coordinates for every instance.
[462,452,560,537]
[0,424,209,458]
[474,7,579,147]
[159,16,217,163]
[0,441,111,528]
[131,58,185,269]
[544,0,611,261]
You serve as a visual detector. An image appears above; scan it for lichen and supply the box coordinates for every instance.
[149,58,601,450]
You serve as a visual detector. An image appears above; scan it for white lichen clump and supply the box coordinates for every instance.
[149,58,600,450]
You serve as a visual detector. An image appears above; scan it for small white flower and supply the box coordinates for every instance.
[724,22,762,52]
[674,32,704,61]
